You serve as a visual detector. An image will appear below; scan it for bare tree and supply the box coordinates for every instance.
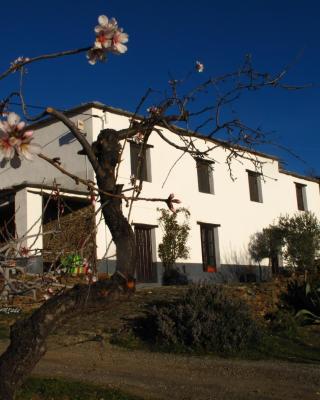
[0,13,307,399]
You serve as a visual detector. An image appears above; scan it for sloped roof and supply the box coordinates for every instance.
[27,101,319,183]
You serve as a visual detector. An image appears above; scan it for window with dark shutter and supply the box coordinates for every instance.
[247,171,262,202]
[130,142,150,182]
[197,160,214,194]
[200,224,217,272]
[295,183,306,211]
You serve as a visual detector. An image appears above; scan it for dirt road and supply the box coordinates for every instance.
[1,340,319,400]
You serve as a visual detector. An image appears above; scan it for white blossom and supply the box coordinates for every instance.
[10,56,30,70]
[0,112,41,163]
[87,14,129,65]
[111,29,128,54]
[195,61,204,72]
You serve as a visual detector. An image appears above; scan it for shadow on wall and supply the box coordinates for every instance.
[158,262,271,285]
[221,244,272,282]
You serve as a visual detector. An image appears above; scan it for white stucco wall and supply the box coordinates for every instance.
[0,111,96,191]
[1,105,319,279]
[99,109,320,272]
[14,189,43,252]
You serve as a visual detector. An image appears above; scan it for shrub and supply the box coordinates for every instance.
[162,268,189,286]
[134,284,262,354]
[249,212,320,275]
[248,226,284,263]
[282,279,320,313]
[266,309,298,336]
[157,207,190,271]
[278,212,320,273]
[281,278,320,325]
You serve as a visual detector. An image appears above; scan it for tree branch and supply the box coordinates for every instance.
[0,47,91,81]
[38,153,174,206]
[45,107,104,179]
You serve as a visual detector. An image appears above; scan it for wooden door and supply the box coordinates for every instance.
[135,225,156,282]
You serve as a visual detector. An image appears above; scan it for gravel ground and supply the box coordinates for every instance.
[1,286,319,399]
[1,340,319,400]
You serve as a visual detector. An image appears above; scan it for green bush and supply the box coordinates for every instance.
[266,309,298,336]
[279,278,320,325]
[134,284,262,354]
[248,212,320,275]
[282,279,320,315]
[157,207,190,271]
[248,226,284,263]
[278,212,320,273]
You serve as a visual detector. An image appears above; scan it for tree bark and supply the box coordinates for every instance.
[99,189,136,278]
[0,274,132,400]
[0,128,137,399]
[93,128,136,279]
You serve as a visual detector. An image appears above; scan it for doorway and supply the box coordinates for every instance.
[134,225,157,283]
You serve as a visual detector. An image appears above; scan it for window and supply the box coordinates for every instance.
[247,170,263,203]
[130,142,152,182]
[295,183,307,211]
[199,223,220,272]
[196,160,214,194]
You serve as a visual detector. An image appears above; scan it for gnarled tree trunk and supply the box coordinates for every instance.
[94,128,136,279]
[0,128,137,399]
[99,190,136,279]
[0,274,133,399]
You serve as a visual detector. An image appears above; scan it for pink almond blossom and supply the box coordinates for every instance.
[94,15,118,50]
[195,61,204,73]
[87,14,129,65]
[0,133,18,160]
[111,29,128,54]
[147,106,161,115]
[19,246,30,257]
[0,112,41,162]
[132,132,144,144]
[18,130,42,161]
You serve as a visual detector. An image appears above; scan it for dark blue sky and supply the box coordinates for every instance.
[1,0,319,175]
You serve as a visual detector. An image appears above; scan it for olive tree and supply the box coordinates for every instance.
[248,226,285,275]
[249,212,320,276]
[278,212,320,273]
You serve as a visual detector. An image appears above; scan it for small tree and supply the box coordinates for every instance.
[248,226,284,275]
[249,212,320,277]
[278,212,320,274]
[158,208,190,271]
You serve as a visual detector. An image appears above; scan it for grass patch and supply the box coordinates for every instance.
[110,329,144,351]
[17,377,144,400]
[240,326,320,364]
[112,325,320,363]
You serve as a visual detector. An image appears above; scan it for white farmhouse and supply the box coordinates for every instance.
[0,102,319,283]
